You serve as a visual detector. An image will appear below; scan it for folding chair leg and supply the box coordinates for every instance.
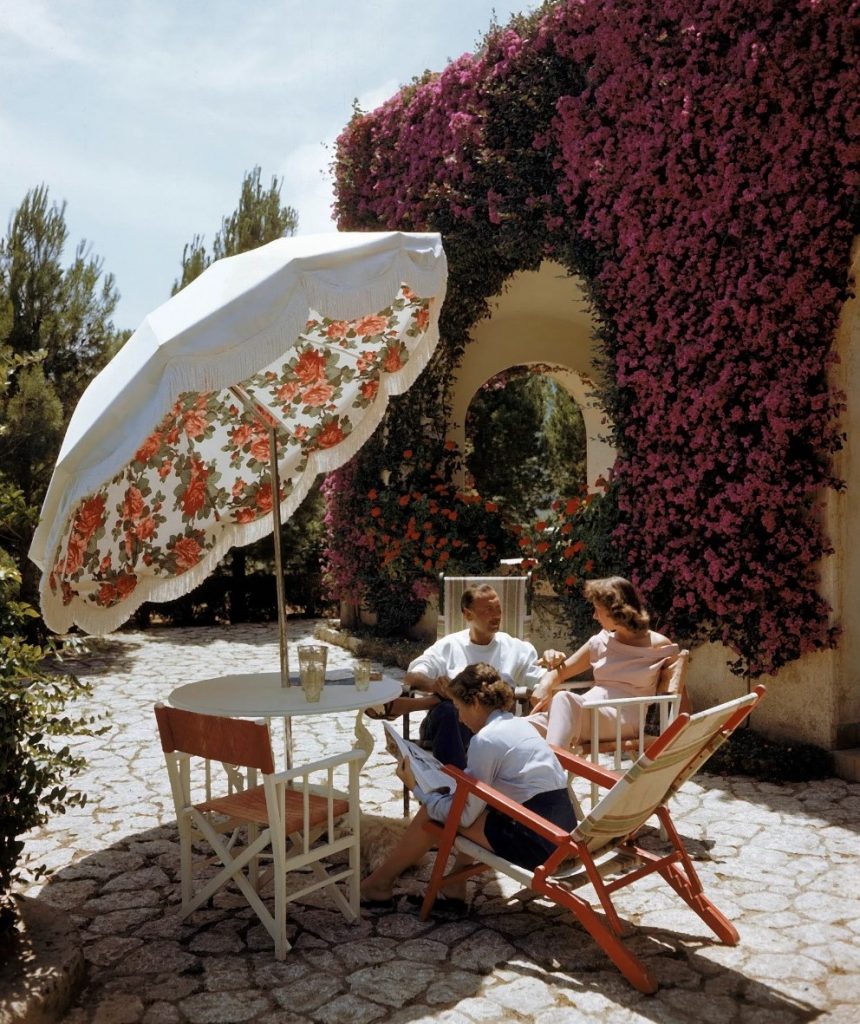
[307,862,359,922]
[273,862,289,959]
[184,816,274,920]
[177,817,194,908]
[653,806,739,945]
[659,862,739,944]
[541,882,658,995]
[419,818,460,920]
[347,822,361,919]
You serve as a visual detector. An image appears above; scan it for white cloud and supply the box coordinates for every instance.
[278,140,338,234]
[0,0,88,64]
[0,0,544,329]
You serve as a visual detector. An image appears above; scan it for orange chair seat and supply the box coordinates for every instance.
[198,786,349,830]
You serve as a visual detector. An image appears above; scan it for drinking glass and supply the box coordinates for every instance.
[298,645,327,703]
[353,658,372,691]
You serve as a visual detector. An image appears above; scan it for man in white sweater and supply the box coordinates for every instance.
[401,583,548,766]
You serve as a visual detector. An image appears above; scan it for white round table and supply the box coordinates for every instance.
[168,671,401,717]
[168,670,403,768]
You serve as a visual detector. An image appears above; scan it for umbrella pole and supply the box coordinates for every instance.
[268,423,294,770]
[268,425,291,689]
[228,384,291,693]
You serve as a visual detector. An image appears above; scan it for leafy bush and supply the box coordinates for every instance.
[701,727,834,783]
[512,482,629,646]
[0,554,106,936]
[323,442,513,636]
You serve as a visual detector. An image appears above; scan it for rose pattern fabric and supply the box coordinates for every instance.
[48,288,430,612]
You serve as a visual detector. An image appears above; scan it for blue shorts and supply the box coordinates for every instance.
[483,788,576,870]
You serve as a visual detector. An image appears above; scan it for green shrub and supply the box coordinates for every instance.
[701,727,833,784]
[0,553,106,936]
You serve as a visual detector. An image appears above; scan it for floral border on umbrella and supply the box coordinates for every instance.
[48,287,431,612]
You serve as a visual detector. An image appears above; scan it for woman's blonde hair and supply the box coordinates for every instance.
[448,662,513,712]
[583,576,650,633]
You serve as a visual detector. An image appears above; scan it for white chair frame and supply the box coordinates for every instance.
[155,703,362,959]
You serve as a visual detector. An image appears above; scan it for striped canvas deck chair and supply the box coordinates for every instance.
[417,686,766,994]
[436,573,533,640]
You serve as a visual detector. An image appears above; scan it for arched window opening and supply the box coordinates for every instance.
[465,365,586,523]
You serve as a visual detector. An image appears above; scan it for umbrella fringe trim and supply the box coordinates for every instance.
[38,316,442,637]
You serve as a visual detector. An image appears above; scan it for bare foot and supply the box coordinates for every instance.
[360,880,393,901]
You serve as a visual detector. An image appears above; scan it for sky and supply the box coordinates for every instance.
[0,0,542,332]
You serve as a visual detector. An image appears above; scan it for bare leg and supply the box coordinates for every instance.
[361,806,437,900]
[361,808,493,902]
[440,811,491,900]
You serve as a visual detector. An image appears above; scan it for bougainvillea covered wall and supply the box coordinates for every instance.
[328,0,858,676]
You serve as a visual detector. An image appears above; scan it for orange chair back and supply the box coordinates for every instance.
[155,704,275,774]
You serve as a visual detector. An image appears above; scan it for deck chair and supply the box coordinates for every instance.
[573,649,691,811]
[417,685,766,994]
[154,703,362,959]
[436,573,533,640]
[400,572,534,813]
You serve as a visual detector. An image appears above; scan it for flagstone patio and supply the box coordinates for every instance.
[6,622,859,1024]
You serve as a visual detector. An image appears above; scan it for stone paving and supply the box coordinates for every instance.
[12,621,860,1023]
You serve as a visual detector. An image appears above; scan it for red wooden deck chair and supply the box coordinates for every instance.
[417,685,766,994]
[154,704,362,959]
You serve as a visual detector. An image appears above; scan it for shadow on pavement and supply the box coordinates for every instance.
[692,771,860,835]
[28,819,824,1024]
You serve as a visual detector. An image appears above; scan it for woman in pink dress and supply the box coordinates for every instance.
[529,577,679,749]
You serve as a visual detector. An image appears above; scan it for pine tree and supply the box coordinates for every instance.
[0,186,123,609]
[0,184,121,413]
[172,166,299,293]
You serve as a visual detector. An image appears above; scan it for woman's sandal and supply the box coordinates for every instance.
[404,893,469,918]
[364,700,400,721]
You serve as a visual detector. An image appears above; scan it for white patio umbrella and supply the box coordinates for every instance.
[29,231,447,683]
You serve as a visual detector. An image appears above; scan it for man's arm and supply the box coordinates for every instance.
[404,636,454,695]
[530,639,592,702]
[403,668,449,695]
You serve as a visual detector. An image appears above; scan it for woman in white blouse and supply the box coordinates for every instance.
[361,663,575,913]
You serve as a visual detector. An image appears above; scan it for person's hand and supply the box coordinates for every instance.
[538,649,567,671]
[395,756,417,791]
[433,675,451,697]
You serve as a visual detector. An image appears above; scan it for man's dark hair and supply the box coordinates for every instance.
[460,583,498,613]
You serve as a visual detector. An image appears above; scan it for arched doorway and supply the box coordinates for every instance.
[465,365,587,522]
[447,262,615,491]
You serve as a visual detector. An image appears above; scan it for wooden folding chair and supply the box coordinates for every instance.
[417,686,766,994]
[154,703,362,959]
